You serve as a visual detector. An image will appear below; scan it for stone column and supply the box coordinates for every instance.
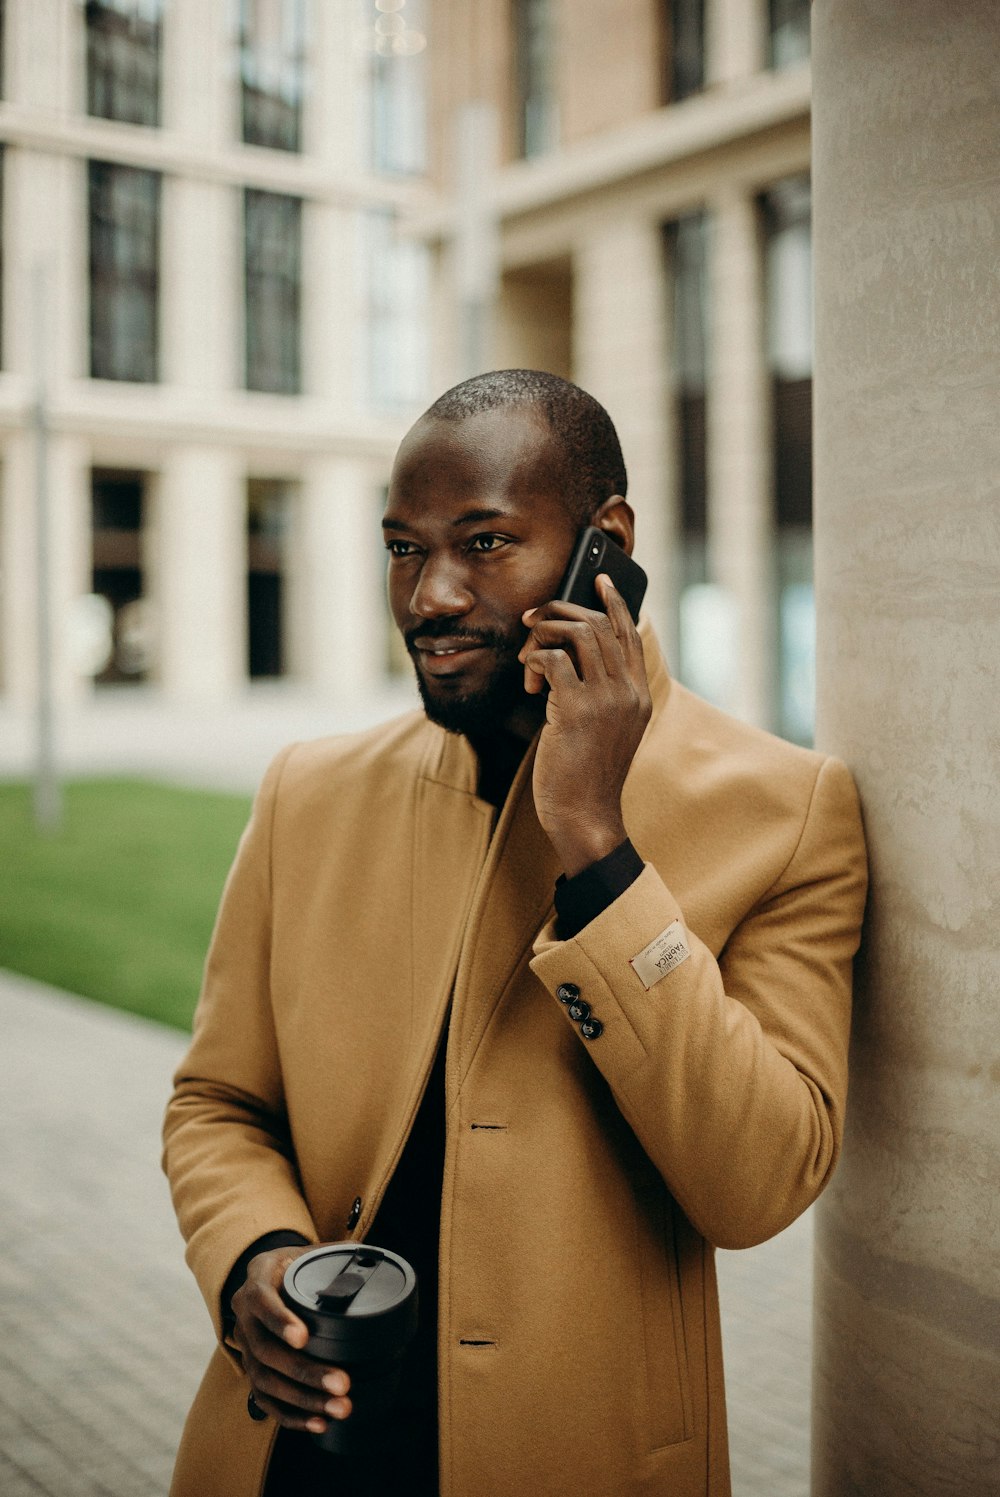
[573,219,673,649]
[298,458,385,696]
[811,5,1000,1495]
[706,187,773,728]
[156,448,246,699]
[706,0,764,85]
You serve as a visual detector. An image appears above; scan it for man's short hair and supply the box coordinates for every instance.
[424,369,628,526]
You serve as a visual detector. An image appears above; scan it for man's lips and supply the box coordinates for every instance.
[411,636,491,676]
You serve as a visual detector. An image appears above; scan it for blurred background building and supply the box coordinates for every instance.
[0,0,815,784]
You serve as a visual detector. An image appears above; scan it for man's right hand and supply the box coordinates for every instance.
[231,1245,352,1434]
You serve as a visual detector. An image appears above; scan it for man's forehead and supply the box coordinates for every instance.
[392,405,561,486]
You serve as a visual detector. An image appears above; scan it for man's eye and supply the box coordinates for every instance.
[468,534,509,553]
[386,540,419,557]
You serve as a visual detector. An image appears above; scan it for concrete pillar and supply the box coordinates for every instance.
[5,142,85,385]
[163,0,231,146]
[811,5,1000,1495]
[707,187,773,728]
[161,178,239,393]
[573,219,673,648]
[298,459,385,696]
[4,0,76,112]
[706,0,764,87]
[303,202,356,406]
[156,448,245,699]
[2,431,91,709]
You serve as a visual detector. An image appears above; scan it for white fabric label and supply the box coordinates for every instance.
[629,920,690,990]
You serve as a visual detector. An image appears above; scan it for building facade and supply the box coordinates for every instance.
[0,0,815,775]
[0,0,429,749]
[416,0,814,740]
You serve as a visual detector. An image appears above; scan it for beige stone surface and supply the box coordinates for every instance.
[811,3,1000,1493]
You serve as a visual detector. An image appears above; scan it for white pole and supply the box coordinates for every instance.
[32,259,61,832]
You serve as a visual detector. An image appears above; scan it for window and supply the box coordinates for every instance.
[665,212,734,709]
[89,161,160,383]
[86,0,163,127]
[513,0,557,158]
[244,189,302,394]
[239,0,307,153]
[91,470,152,684]
[364,210,429,411]
[769,0,810,69]
[247,478,295,678]
[661,0,705,104]
[367,0,427,175]
[762,175,813,744]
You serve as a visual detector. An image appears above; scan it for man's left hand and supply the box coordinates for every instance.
[519,573,652,878]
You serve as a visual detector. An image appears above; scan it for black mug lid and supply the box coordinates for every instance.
[281,1244,418,1357]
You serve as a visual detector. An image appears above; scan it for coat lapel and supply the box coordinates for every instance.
[448,737,561,1087]
[410,729,495,1054]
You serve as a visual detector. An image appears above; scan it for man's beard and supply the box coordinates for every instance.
[405,623,530,739]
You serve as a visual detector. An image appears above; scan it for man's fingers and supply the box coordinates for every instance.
[247,1383,348,1433]
[520,616,617,684]
[234,1317,350,1395]
[595,574,649,694]
[523,646,581,698]
[237,1274,307,1348]
[249,1357,352,1421]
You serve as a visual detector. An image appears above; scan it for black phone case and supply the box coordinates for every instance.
[556,527,647,623]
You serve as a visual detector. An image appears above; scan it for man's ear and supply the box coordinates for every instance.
[592,496,636,556]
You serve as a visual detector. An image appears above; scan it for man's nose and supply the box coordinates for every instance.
[409,555,474,619]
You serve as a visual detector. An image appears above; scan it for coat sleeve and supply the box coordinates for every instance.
[529,754,868,1250]
[162,744,318,1344]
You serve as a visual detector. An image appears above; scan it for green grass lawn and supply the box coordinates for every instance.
[0,779,252,1031]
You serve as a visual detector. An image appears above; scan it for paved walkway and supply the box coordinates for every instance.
[0,970,813,1497]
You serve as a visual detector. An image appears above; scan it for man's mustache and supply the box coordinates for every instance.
[404,622,519,653]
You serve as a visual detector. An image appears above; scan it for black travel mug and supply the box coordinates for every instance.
[280,1243,419,1456]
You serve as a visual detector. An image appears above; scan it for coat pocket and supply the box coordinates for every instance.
[634,1182,694,1451]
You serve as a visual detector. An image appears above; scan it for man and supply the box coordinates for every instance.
[163,370,867,1497]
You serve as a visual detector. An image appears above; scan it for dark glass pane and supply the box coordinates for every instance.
[248,574,284,676]
[762,175,812,528]
[85,0,162,127]
[369,0,428,178]
[665,213,709,538]
[89,161,160,383]
[769,0,810,69]
[247,478,290,678]
[240,0,306,152]
[514,0,557,158]
[91,469,148,685]
[92,469,143,531]
[772,376,812,528]
[677,390,707,536]
[664,0,705,103]
[244,189,302,394]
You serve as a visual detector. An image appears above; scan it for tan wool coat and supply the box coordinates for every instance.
[162,625,868,1497]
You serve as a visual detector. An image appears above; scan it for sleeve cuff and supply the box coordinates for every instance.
[220,1229,312,1333]
[554,837,645,939]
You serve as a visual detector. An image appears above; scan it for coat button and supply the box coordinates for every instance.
[556,982,580,1004]
[346,1196,362,1231]
[580,1018,604,1041]
[567,998,591,1023]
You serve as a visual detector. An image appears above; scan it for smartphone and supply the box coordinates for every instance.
[556,526,647,624]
